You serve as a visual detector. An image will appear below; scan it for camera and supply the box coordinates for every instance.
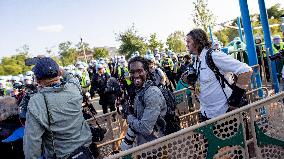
[184,66,198,85]
[90,125,107,142]
[120,127,136,151]
[269,50,284,61]
[13,82,23,90]
[228,84,248,108]
[25,57,41,66]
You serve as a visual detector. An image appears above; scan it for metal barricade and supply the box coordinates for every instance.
[92,89,190,158]
[107,93,284,159]
[93,79,274,158]
[87,111,128,157]
[175,88,189,116]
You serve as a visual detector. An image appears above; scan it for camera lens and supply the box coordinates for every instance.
[186,67,197,84]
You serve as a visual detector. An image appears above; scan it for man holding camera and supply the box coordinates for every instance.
[183,29,252,122]
[24,57,95,158]
[120,56,167,150]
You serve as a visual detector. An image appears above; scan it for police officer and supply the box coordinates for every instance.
[90,64,115,114]
[161,54,175,90]
[272,35,284,80]
[255,36,270,81]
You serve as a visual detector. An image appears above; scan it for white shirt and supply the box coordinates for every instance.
[194,48,251,118]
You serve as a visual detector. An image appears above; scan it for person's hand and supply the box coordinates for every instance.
[236,67,253,89]
[121,100,134,119]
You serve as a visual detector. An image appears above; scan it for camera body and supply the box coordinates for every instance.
[25,57,41,66]
[269,50,284,61]
[90,126,107,142]
[184,66,198,85]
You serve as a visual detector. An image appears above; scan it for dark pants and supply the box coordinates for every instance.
[99,93,116,114]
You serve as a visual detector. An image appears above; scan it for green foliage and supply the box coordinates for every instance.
[93,48,109,59]
[215,3,283,46]
[75,41,91,52]
[214,28,239,46]
[267,3,284,20]
[252,18,282,37]
[0,65,4,75]
[58,41,77,66]
[192,0,216,31]
[0,52,32,75]
[166,31,186,53]
[147,33,163,52]
[116,25,147,59]
[51,56,63,66]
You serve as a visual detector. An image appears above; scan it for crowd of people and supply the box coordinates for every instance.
[0,28,283,158]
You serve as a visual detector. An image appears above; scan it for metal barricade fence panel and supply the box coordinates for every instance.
[176,88,200,129]
[131,131,208,159]
[107,93,284,159]
[174,88,189,116]
[252,100,284,158]
[87,111,128,157]
[92,89,191,158]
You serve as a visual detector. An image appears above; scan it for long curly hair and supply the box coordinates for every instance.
[187,29,211,54]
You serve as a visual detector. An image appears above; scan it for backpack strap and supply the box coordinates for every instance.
[41,92,57,158]
[137,83,165,133]
[138,83,153,109]
[205,49,234,90]
[205,49,236,101]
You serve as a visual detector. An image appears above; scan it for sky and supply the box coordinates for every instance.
[0,0,283,58]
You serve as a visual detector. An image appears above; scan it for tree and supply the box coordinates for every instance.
[51,56,63,66]
[147,33,163,52]
[76,41,91,52]
[116,25,147,59]
[192,0,216,31]
[58,41,77,66]
[0,52,31,75]
[0,65,4,75]
[267,3,284,20]
[214,28,239,46]
[93,48,109,59]
[216,5,283,47]
[15,44,30,55]
[166,31,186,53]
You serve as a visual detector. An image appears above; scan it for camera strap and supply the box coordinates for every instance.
[41,92,57,159]
[91,114,103,130]
[196,61,201,79]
